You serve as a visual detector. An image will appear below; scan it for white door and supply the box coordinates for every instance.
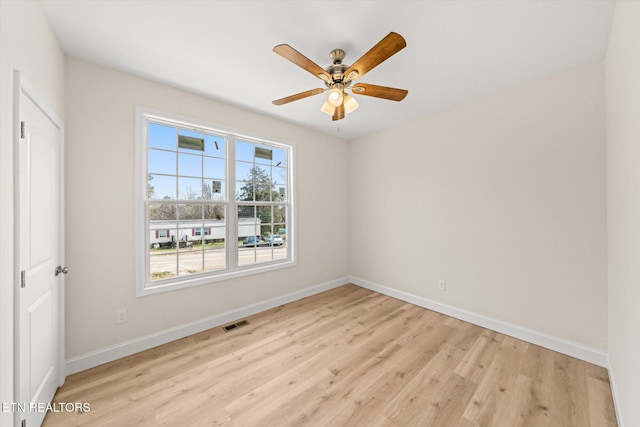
[17,81,65,427]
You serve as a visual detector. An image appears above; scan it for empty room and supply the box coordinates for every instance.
[1,1,638,426]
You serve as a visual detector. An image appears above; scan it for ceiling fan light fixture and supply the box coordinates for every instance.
[344,94,359,114]
[321,100,335,116]
[327,86,344,107]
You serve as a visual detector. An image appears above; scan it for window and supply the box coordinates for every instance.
[136,107,294,295]
[194,228,210,236]
[235,141,289,266]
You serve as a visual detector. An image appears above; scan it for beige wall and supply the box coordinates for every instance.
[0,1,66,424]
[349,62,608,350]
[605,1,640,426]
[64,57,349,358]
[4,3,635,424]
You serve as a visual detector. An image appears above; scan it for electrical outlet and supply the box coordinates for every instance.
[438,280,447,292]
[116,309,128,324]
[317,264,325,275]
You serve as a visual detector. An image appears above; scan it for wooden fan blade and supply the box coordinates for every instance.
[332,103,345,121]
[272,88,325,106]
[351,83,408,101]
[344,32,406,81]
[273,44,333,82]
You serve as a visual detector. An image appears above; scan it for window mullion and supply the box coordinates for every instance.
[227,135,237,269]
[174,126,180,276]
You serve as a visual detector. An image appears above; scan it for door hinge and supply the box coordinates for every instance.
[20,121,25,139]
[20,270,26,288]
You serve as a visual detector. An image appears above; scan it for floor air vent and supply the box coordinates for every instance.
[223,320,249,332]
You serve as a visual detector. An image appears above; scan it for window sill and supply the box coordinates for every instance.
[136,259,297,297]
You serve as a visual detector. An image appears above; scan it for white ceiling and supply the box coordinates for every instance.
[40,0,615,141]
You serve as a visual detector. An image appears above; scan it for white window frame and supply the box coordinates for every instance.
[135,106,295,296]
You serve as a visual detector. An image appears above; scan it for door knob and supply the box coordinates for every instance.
[55,266,69,276]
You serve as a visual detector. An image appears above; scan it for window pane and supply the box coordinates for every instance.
[261,224,274,238]
[148,123,176,150]
[237,205,256,222]
[204,134,225,157]
[148,149,176,175]
[175,227,193,243]
[204,247,225,272]
[254,145,273,165]
[149,174,176,199]
[204,206,225,255]
[236,141,254,162]
[178,129,204,152]
[178,135,204,152]
[238,202,257,268]
[273,166,287,185]
[178,204,203,220]
[149,203,176,221]
[178,177,203,200]
[149,254,177,281]
[274,206,286,224]
[275,224,287,241]
[179,153,202,177]
[150,225,177,248]
[236,161,254,183]
[203,157,225,179]
[178,248,202,276]
[175,225,200,275]
[252,165,273,202]
[203,180,225,201]
[204,204,225,221]
[237,245,257,267]
[272,244,287,261]
[150,247,177,281]
[251,164,269,180]
[272,147,287,168]
[254,188,272,202]
[204,157,224,180]
[257,206,272,224]
[236,181,253,202]
[236,201,282,267]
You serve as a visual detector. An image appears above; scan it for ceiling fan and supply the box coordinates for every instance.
[272,32,408,121]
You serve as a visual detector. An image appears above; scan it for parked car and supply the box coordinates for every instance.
[242,236,261,246]
[263,234,283,246]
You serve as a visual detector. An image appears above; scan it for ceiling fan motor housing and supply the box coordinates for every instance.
[327,49,348,84]
[330,49,346,64]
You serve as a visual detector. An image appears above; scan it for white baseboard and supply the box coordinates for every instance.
[607,359,625,427]
[65,277,349,375]
[349,276,609,368]
[66,275,609,376]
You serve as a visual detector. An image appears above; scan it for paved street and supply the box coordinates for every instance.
[150,245,287,278]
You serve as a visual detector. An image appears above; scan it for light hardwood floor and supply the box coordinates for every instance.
[43,284,617,426]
